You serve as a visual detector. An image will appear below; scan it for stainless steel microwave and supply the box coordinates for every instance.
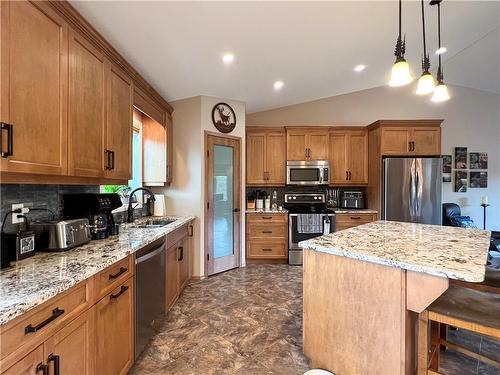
[286,160,330,185]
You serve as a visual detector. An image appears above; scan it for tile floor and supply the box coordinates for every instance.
[130,264,500,375]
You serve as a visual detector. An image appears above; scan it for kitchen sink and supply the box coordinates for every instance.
[133,219,175,228]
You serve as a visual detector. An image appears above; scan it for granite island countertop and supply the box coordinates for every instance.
[0,215,195,326]
[246,208,288,214]
[332,208,378,214]
[299,220,490,283]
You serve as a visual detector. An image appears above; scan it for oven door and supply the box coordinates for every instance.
[288,213,335,265]
[287,165,324,185]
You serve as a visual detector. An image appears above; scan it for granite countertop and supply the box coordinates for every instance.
[0,215,195,326]
[246,208,288,214]
[333,208,378,214]
[299,221,490,282]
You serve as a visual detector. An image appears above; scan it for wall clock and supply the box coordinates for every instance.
[211,102,236,133]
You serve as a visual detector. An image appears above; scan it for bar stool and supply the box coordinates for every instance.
[418,285,500,374]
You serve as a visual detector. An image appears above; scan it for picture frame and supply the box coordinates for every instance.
[469,152,488,169]
[454,171,468,192]
[470,171,487,188]
[454,147,467,169]
[442,155,452,182]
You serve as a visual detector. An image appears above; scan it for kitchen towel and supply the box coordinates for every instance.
[153,194,166,216]
[297,214,322,234]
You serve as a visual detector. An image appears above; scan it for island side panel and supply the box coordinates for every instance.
[303,249,407,375]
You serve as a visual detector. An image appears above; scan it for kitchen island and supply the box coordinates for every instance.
[299,220,490,375]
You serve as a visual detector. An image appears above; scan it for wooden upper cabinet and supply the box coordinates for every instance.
[0,1,68,175]
[166,112,173,184]
[105,64,133,180]
[329,132,348,184]
[68,31,106,178]
[246,128,285,186]
[378,122,441,156]
[380,127,411,155]
[411,127,441,155]
[246,132,266,185]
[142,115,167,186]
[329,130,368,185]
[287,131,308,160]
[266,132,286,184]
[308,130,329,160]
[348,131,368,184]
[286,128,329,160]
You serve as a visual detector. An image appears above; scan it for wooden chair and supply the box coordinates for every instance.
[417,285,500,375]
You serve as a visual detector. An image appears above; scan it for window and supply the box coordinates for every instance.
[101,118,143,210]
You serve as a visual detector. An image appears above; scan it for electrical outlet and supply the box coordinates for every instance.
[11,203,24,224]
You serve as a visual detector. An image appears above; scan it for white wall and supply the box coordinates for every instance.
[157,96,246,278]
[247,84,500,231]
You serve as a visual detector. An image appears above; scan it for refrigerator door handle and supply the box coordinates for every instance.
[409,158,417,218]
[415,159,424,218]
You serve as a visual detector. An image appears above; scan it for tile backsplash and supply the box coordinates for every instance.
[0,185,99,232]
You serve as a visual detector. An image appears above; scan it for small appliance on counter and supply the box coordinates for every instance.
[1,210,35,266]
[31,219,91,252]
[63,193,122,240]
[340,191,365,209]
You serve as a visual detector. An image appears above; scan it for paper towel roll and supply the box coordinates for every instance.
[153,194,166,216]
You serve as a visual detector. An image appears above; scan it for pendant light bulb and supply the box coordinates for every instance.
[416,71,435,95]
[389,59,413,87]
[431,82,450,102]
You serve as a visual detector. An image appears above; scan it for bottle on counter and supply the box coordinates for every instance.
[271,190,278,210]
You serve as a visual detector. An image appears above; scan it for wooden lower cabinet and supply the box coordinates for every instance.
[246,213,288,262]
[95,277,134,375]
[165,223,193,311]
[335,213,377,231]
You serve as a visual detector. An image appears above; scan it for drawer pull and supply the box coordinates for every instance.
[262,248,273,252]
[350,217,361,220]
[108,266,127,280]
[36,363,49,375]
[48,354,60,375]
[25,307,65,335]
[188,224,194,237]
[261,216,273,219]
[262,231,273,234]
[110,285,129,300]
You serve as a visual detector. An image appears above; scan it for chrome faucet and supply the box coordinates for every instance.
[127,188,156,223]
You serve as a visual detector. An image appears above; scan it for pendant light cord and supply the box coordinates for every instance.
[437,2,443,81]
[421,0,427,57]
[399,0,402,39]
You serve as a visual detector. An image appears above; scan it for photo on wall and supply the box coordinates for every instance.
[454,171,468,192]
[470,171,488,188]
[442,155,452,182]
[470,152,488,169]
[454,147,468,169]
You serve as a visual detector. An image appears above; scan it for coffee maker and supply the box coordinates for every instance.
[63,193,122,240]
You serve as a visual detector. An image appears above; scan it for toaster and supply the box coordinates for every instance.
[340,191,365,209]
[31,218,91,252]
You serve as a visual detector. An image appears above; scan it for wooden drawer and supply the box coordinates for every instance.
[246,213,288,224]
[94,256,133,300]
[247,222,287,239]
[335,213,376,224]
[247,241,287,259]
[0,280,92,360]
[166,223,190,248]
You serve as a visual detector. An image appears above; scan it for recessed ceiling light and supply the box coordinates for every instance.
[435,47,447,55]
[273,81,284,90]
[354,64,367,72]
[222,53,234,64]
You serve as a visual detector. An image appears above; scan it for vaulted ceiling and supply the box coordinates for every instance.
[71,1,500,112]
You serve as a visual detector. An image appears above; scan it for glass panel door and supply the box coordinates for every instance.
[213,145,234,259]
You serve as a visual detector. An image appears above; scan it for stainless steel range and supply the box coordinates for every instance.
[284,192,335,265]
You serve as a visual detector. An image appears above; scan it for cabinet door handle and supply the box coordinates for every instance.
[36,363,49,375]
[178,246,184,261]
[108,266,127,280]
[25,308,65,335]
[111,150,115,170]
[346,171,348,180]
[0,122,13,158]
[412,141,415,151]
[188,224,194,237]
[349,171,352,180]
[110,285,128,300]
[104,150,111,170]
[48,354,60,375]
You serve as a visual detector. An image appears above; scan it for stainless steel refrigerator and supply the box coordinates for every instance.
[382,157,442,225]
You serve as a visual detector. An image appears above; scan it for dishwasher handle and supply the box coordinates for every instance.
[135,243,165,264]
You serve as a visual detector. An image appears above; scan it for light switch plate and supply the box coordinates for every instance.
[11,204,24,224]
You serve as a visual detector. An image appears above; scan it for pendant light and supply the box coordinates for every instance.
[416,0,435,95]
[389,0,413,87]
[431,0,450,102]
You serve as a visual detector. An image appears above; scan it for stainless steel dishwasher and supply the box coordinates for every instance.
[134,236,166,358]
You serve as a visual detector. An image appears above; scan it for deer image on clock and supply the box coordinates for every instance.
[211,102,236,133]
